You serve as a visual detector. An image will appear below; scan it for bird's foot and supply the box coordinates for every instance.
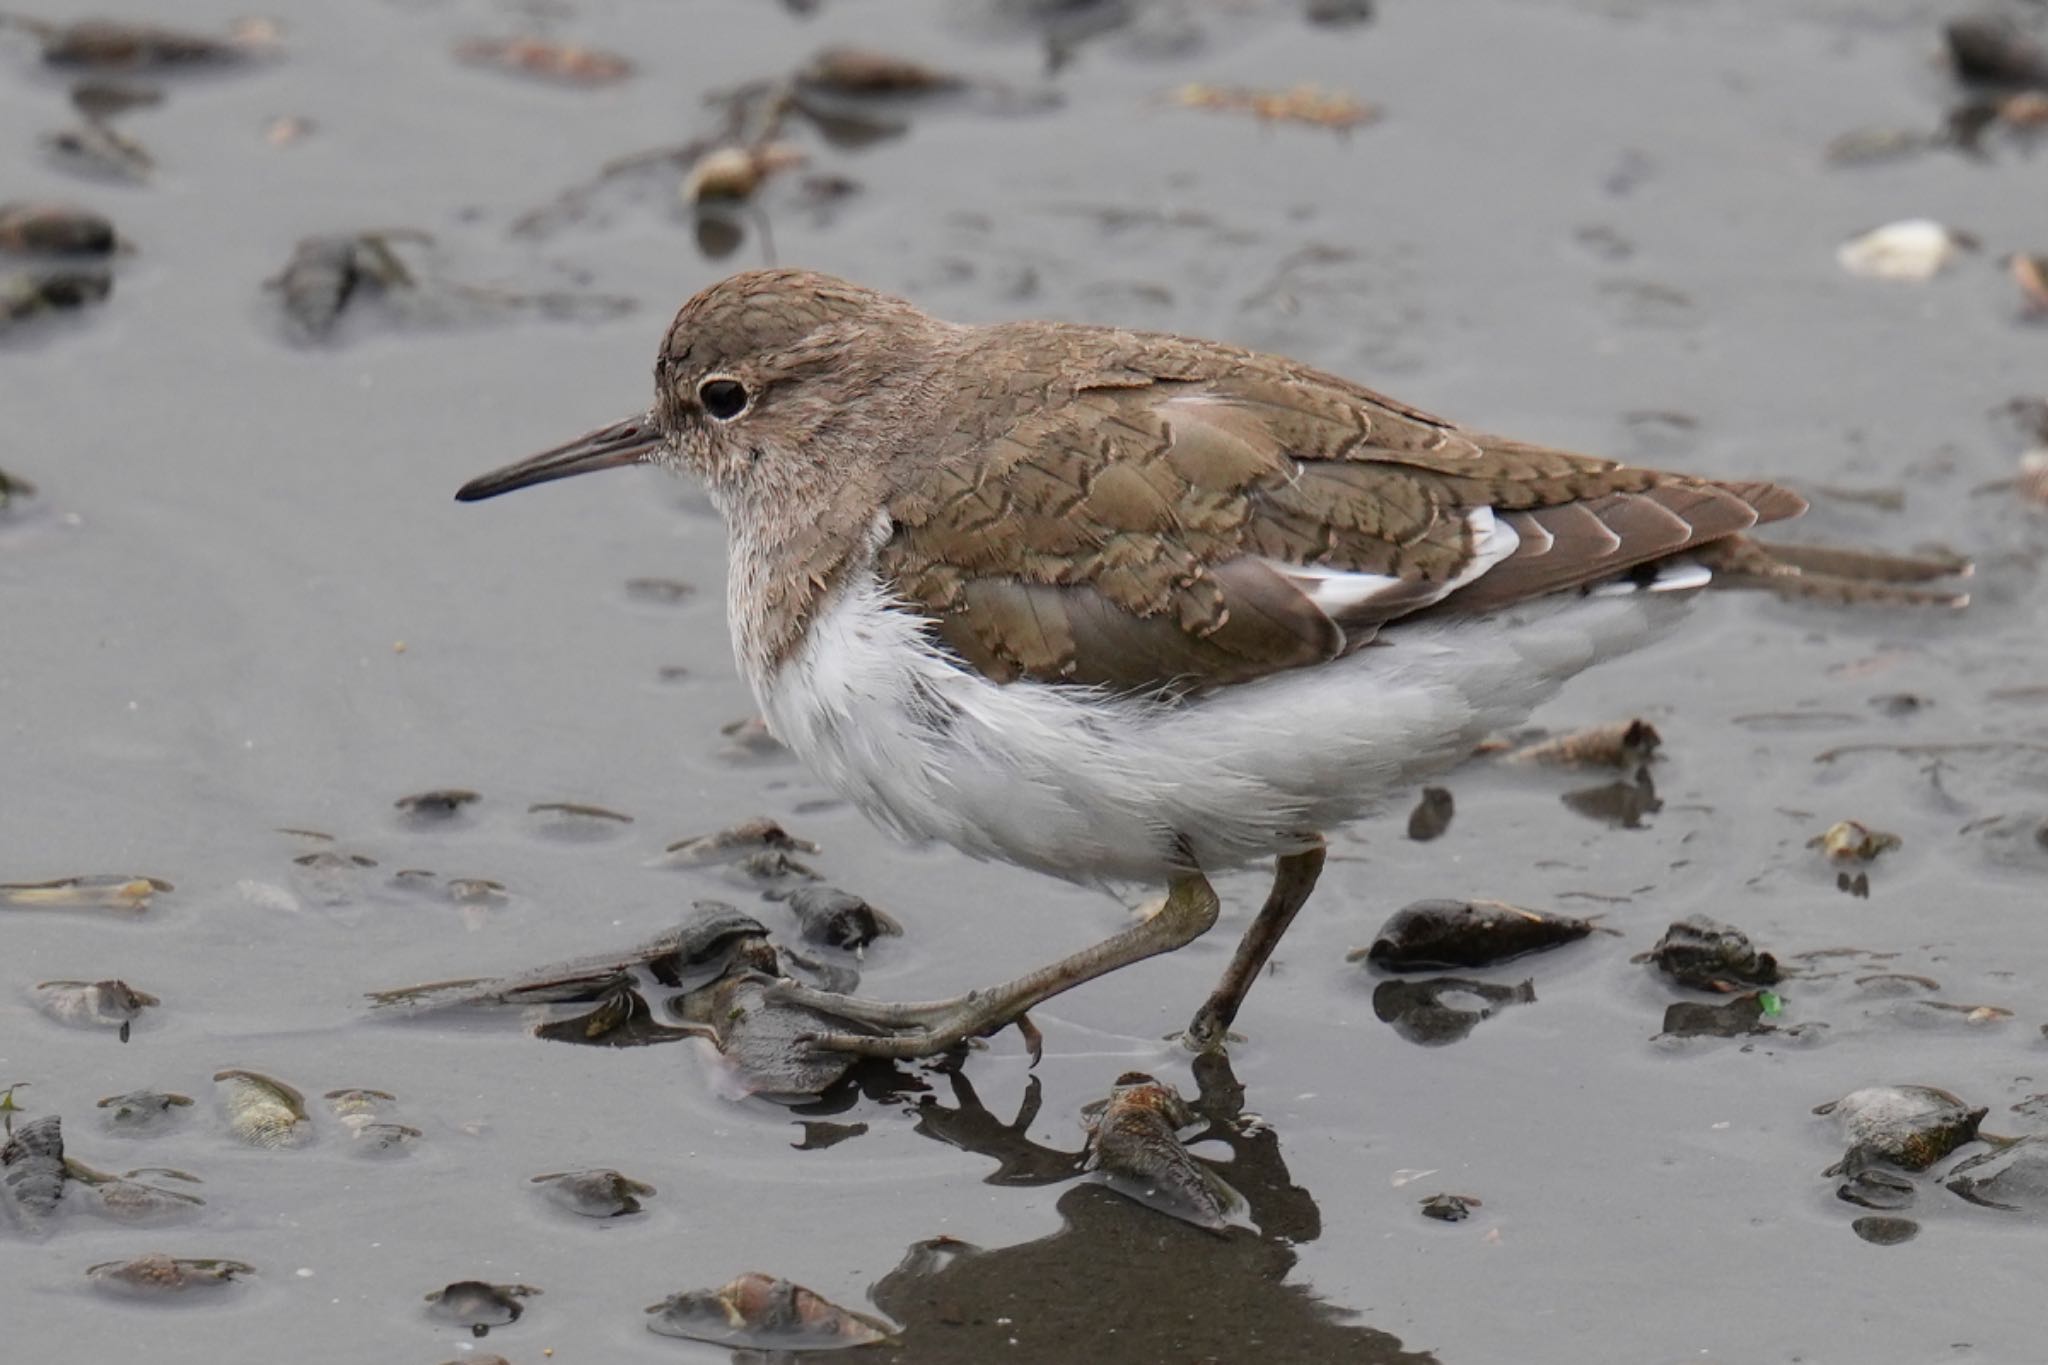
[768,980,1043,1063]
[1176,1006,1244,1055]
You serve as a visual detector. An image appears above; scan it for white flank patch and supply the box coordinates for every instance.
[759,567,1691,884]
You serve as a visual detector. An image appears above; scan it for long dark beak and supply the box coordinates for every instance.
[455,414,662,502]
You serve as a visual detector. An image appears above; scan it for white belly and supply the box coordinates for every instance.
[757,573,1688,884]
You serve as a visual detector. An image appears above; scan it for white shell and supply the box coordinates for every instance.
[1836,219,1970,282]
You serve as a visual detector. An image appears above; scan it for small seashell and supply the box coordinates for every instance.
[425,1280,539,1337]
[1405,786,1454,841]
[454,36,633,87]
[661,817,819,867]
[796,46,965,96]
[89,1253,254,1298]
[1501,718,1661,768]
[645,1272,893,1349]
[682,143,807,204]
[97,1089,194,1134]
[214,1069,311,1149]
[0,874,166,910]
[784,886,903,951]
[1163,82,1377,131]
[1837,220,1974,282]
[531,1168,655,1218]
[1,1115,67,1229]
[35,979,158,1040]
[0,202,117,256]
[2017,450,2048,506]
[1809,820,1902,864]
[395,788,480,819]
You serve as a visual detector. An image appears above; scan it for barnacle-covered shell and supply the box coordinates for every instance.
[1816,1085,1986,1176]
[1081,1072,1244,1232]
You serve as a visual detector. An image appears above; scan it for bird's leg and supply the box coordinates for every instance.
[1181,838,1327,1053]
[775,871,1223,1060]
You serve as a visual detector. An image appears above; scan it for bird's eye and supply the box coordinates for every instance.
[698,377,749,421]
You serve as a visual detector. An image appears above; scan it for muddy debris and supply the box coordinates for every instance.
[425,1280,538,1337]
[623,575,693,604]
[1372,977,1536,1046]
[269,229,428,341]
[661,817,819,867]
[1499,718,1661,768]
[98,1089,193,1135]
[34,979,158,1041]
[454,35,634,87]
[1638,916,1781,992]
[1,1115,66,1232]
[1947,16,2048,89]
[1836,219,1975,282]
[1816,1085,1987,1177]
[214,1069,311,1149]
[1162,81,1378,132]
[1353,899,1598,972]
[1837,1168,1916,1212]
[784,885,903,951]
[1405,786,1453,841]
[1810,820,1902,864]
[1851,1215,1919,1246]
[531,1168,656,1218]
[1945,1135,2048,1212]
[41,118,153,182]
[395,787,480,820]
[1418,1192,1479,1222]
[0,202,117,256]
[0,465,35,511]
[1,268,113,327]
[796,45,966,97]
[1,14,277,69]
[68,76,163,120]
[646,1271,894,1349]
[1081,1072,1245,1232]
[88,1253,254,1298]
[1660,990,1780,1039]
[0,874,168,912]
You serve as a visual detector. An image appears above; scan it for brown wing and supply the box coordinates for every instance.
[877,328,1803,694]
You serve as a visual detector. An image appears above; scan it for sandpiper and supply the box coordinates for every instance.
[458,268,1966,1059]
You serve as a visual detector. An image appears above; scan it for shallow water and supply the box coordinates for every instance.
[3,0,2045,1361]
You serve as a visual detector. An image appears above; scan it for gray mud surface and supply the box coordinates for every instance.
[4,1,2046,1361]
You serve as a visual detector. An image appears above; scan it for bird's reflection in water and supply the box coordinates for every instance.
[851,1052,1437,1365]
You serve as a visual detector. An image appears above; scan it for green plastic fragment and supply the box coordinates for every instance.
[1758,991,1783,1017]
